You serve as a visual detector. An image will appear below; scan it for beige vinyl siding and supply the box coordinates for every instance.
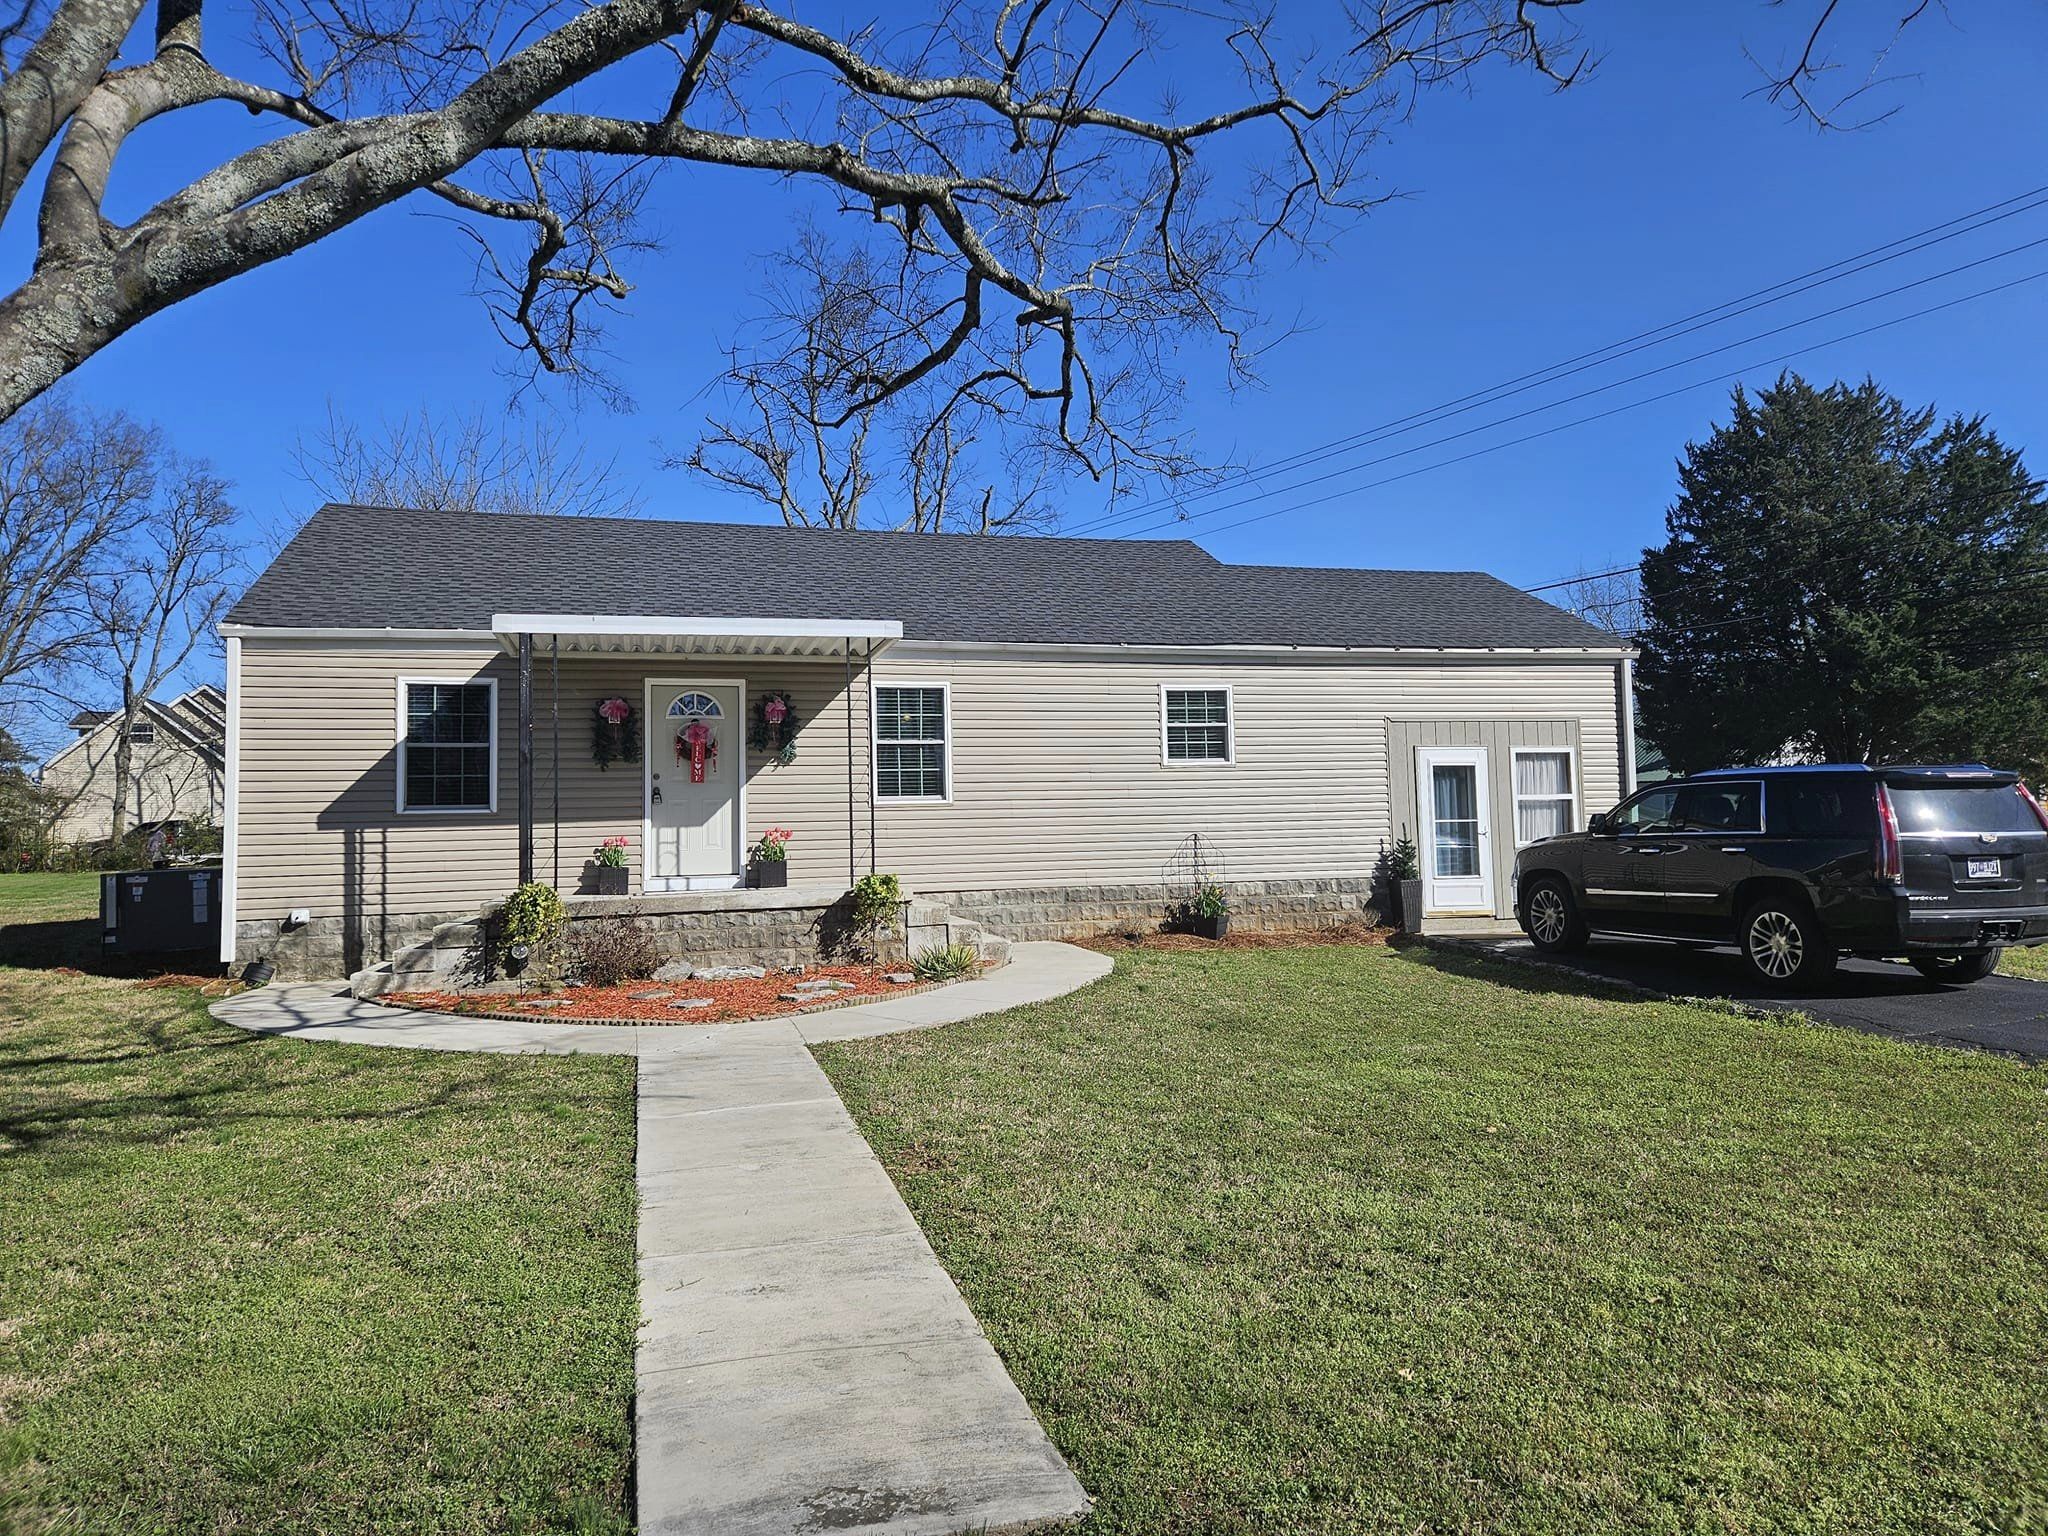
[233,636,1622,927]
[870,654,1621,898]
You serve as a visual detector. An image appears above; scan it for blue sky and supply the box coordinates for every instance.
[15,1,2048,597]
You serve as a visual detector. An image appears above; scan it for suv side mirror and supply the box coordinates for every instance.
[1588,811,1614,836]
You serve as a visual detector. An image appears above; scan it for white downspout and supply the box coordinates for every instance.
[1619,656,1638,799]
[218,636,241,967]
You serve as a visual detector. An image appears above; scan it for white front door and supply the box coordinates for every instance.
[1416,746,1494,915]
[645,681,744,890]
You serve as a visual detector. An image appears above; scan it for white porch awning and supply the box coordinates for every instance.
[490,613,902,658]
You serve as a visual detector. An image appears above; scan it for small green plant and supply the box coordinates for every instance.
[755,827,793,863]
[851,872,902,931]
[1389,835,1420,882]
[911,942,979,982]
[593,836,629,868]
[497,882,567,973]
[1191,882,1229,919]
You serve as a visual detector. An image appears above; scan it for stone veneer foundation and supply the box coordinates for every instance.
[921,876,1384,943]
[235,876,1383,982]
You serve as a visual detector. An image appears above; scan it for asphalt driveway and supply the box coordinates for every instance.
[1483,936,2048,1063]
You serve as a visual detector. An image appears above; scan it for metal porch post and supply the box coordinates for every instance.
[518,631,535,886]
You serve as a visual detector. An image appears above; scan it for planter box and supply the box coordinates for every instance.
[1189,912,1229,941]
[751,860,789,890]
[593,865,630,897]
[1398,877,1425,935]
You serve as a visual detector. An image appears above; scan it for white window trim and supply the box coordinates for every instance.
[1510,744,1580,848]
[871,679,953,805]
[394,675,499,815]
[1159,682,1235,767]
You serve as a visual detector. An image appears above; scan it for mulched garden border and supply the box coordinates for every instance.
[376,969,982,1027]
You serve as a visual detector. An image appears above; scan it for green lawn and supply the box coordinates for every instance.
[2000,944,2048,981]
[819,943,2048,1535]
[0,953,639,1531]
[0,870,100,922]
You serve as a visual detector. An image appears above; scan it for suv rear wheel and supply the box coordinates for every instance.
[1910,950,1999,985]
[1740,896,1836,988]
[1521,875,1588,954]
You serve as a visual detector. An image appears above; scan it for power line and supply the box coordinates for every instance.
[1059,183,2048,539]
[1096,264,2048,545]
[1107,233,2048,541]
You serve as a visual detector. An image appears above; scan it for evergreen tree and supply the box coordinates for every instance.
[1637,375,2048,778]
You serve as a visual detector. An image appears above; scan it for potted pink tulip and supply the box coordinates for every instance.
[592,835,630,896]
[751,827,793,888]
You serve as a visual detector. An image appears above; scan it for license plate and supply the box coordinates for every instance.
[1967,857,2002,880]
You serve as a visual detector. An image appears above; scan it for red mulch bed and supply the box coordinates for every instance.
[385,964,915,1025]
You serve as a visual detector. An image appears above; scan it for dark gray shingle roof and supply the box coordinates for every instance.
[228,504,1619,651]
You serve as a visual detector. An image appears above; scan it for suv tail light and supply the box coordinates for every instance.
[1875,782,1904,884]
[2020,780,2048,833]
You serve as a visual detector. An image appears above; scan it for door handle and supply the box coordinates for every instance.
[1720,846,1747,854]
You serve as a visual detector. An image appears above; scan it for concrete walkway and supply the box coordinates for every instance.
[211,942,1110,1536]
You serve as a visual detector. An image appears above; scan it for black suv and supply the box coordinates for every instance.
[1512,764,2048,987]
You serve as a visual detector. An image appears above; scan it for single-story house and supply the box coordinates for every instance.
[40,686,226,844]
[219,504,1636,981]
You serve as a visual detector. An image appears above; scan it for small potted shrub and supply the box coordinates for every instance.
[751,827,793,888]
[1390,835,1423,935]
[1187,882,1230,941]
[592,835,630,896]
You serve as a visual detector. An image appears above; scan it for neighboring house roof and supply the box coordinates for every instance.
[42,694,226,776]
[229,504,1626,653]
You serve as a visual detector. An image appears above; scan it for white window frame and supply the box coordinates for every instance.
[127,719,156,744]
[871,679,953,805]
[1159,683,1235,767]
[395,675,499,815]
[1510,744,1580,849]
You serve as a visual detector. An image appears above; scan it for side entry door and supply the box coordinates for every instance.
[1580,785,1680,929]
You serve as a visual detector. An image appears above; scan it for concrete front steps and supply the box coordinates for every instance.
[905,898,1011,970]
[350,912,490,999]
[349,891,1010,999]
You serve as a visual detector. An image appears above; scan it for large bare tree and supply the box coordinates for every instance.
[294,403,645,521]
[77,457,239,840]
[0,1,1611,450]
[0,397,160,725]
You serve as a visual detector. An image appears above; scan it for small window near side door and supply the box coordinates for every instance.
[1512,749,1577,846]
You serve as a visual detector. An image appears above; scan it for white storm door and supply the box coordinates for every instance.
[646,682,743,889]
[1416,746,1494,915]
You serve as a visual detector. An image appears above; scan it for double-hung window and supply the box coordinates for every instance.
[1512,748,1577,846]
[874,684,949,802]
[398,678,497,813]
[127,720,156,744]
[1162,686,1232,764]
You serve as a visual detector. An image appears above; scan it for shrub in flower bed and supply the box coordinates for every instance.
[566,912,665,989]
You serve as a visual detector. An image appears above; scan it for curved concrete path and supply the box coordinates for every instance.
[211,942,1111,1536]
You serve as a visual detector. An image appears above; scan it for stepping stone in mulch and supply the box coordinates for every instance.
[885,972,915,985]
[522,997,572,1008]
[694,964,768,982]
[628,989,671,1001]
[666,998,714,1010]
[777,992,804,1002]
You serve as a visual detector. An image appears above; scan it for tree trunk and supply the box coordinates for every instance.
[110,684,135,843]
